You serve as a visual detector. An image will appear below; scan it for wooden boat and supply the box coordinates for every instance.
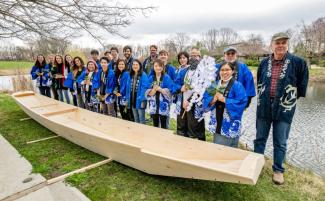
[12,91,265,185]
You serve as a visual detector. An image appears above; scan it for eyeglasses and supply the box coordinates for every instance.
[226,52,236,55]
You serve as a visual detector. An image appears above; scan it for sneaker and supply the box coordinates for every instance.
[272,172,284,185]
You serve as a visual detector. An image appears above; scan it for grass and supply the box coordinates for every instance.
[0,61,33,70]
[0,93,324,201]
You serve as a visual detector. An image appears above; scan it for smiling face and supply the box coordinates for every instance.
[158,53,168,64]
[271,39,289,58]
[219,63,233,81]
[55,55,63,64]
[111,50,118,60]
[65,55,72,63]
[117,61,126,72]
[179,54,188,66]
[100,59,108,72]
[123,48,131,59]
[132,61,140,73]
[150,47,157,57]
[153,62,163,75]
[37,55,45,63]
[224,51,237,63]
[87,62,96,72]
[74,58,81,67]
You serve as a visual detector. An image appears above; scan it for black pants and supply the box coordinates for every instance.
[152,114,167,129]
[178,107,205,141]
[177,108,189,137]
[39,87,51,98]
[51,85,58,100]
[118,105,134,121]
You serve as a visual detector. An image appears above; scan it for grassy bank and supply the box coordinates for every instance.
[0,61,33,75]
[0,93,324,200]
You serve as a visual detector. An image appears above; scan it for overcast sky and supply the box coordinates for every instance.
[5,0,325,48]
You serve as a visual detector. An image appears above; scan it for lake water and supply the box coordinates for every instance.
[0,75,324,176]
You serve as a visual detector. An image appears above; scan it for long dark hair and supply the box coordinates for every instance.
[130,59,143,76]
[72,56,85,71]
[64,54,72,70]
[177,51,189,65]
[115,59,127,78]
[34,54,46,68]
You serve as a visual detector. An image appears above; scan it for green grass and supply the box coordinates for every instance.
[0,61,34,70]
[0,93,324,201]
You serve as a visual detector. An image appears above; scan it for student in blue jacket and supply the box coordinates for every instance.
[146,59,173,129]
[31,54,51,97]
[126,59,149,124]
[77,60,100,112]
[215,47,255,108]
[64,57,85,107]
[114,59,133,121]
[203,62,247,148]
[149,50,176,81]
[96,56,115,116]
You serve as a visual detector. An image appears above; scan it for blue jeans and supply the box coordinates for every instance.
[132,108,146,124]
[39,87,51,98]
[254,118,291,173]
[57,89,70,104]
[214,133,239,148]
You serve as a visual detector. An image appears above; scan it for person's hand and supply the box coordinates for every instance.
[160,88,168,97]
[37,72,43,76]
[181,85,188,92]
[115,92,121,97]
[183,100,189,109]
[215,92,225,103]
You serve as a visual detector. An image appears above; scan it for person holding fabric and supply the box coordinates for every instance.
[203,62,247,147]
[146,59,173,129]
[97,57,115,116]
[254,32,309,185]
[77,60,100,112]
[31,54,51,97]
[174,52,205,141]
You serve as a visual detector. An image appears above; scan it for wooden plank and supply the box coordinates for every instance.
[1,182,47,201]
[30,103,58,109]
[19,117,31,121]
[42,108,78,117]
[26,136,60,144]
[47,158,113,185]
[12,91,35,97]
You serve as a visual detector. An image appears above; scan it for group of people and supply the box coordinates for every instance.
[30,32,309,185]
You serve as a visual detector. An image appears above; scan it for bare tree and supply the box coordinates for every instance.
[219,27,240,46]
[173,32,190,52]
[201,28,219,53]
[0,0,154,47]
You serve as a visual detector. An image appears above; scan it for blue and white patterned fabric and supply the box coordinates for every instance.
[203,80,247,139]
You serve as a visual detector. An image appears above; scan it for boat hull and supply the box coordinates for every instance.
[12,91,265,185]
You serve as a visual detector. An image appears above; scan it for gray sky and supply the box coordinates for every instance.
[6,0,325,48]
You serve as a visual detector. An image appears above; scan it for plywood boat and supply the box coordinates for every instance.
[12,91,265,185]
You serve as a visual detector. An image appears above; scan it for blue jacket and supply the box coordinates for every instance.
[216,61,256,98]
[256,53,309,124]
[149,64,177,81]
[203,80,247,138]
[31,65,51,87]
[126,73,150,109]
[113,71,130,105]
[173,67,189,94]
[146,74,174,116]
[63,67,86,89]
[77,70,100,96]
[96,60,102,71]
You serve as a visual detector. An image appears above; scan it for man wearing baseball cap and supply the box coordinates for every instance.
[215,46,256,108]
[254,32,309,185]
